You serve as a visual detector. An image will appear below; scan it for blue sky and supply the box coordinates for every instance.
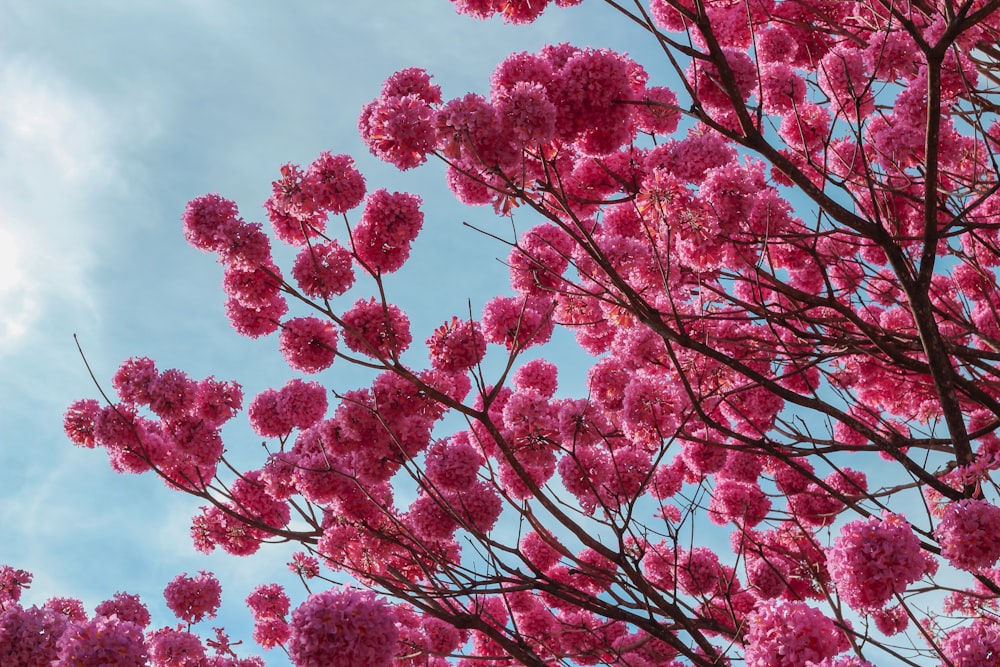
[0,2,665,663]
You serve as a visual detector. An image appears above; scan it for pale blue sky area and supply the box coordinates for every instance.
[0,2,674,664]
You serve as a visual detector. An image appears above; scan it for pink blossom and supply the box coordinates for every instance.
[291,240,355,299]
[359,94,437,170]
[93,592,150,628]
[147,368,199,421]
[380,67,442,104]
[63,399,101,449]
[818,46,875,121]
[436,93,513,167]
[708,478,771,527]
[0,566,31,608]
[163,571,222,625]
[287,588,398,667]
[223,293,287,339]
[56,615,148,667]
[481,294,555,350]
[935,498,1000,571]
[340,298,412,359]
[146,627,207,667]
[425,436,483,491]
[353,189,423,274]
[427,316,486,373]
[277,378,328,430]
[264,163,326,245]
[0,604,67,665]
[940,619,1000,667]
[44,597,86,622]
[222,264,283,313]
[450,480,503,533]
[632,85,680,135]
[181,193,240,252]
[406,492,459,541]
[827,512,927,612]
[194,377,243,428]
[549,48,640,153]
[301,152,366,215]
[248,388,292,438]
[744,600,847,667]
[508,223,574,295]
[215,221,272,270]
[278,316,338,373]
[288,552,320,579]
[490,50,554,94]
[494,81,557,146]
[111,356,158,406]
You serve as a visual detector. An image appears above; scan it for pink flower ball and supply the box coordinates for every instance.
[146,627,207,667]
[935,498,1000,571]
[302,152,366,215]
[163,571,222,625]
[359,94,436,171]
[291,241,355,299]
[353,189,423,274]
[427,316,486,373]
[279,317,339,373]
[288,589,398,667]
[744,600,847,667]
[56,616,148,667]
[94,592,150,628]
[181,193,240,252]
[340,298,411,359]
[278,379,328,430]
[827,512,927,612]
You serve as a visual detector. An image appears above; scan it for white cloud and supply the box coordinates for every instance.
[0,59,141,353]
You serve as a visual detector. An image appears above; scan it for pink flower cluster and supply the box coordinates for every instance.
[743,600,848,667]
[287,588,399,667]
[0,565,263,667]
[246,583,291,649]
[163,571,223,625]
[65,359,243,490]
[826,512,927,612]
[935,498,1000,571]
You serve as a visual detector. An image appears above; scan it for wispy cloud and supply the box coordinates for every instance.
[0,58,143,354]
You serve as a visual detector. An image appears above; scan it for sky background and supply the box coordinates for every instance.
[0,2,670,664]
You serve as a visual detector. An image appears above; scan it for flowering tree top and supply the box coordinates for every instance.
[22,0,1000,665]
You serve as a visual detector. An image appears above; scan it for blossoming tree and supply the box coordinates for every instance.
[7,0,1000,664]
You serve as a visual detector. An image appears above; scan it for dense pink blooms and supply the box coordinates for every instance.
[63,398,101,448]
[935,498,1000,571]
[340,298,412,359]
[360,94,437,170]
[302,152,366,215]
[427,316,486,372]
[494,81,557,146]
[56,615,148,667]
[481,294,555,349]
[291,240,355,299]
[278,317,339,373]
[743,600,847,667]
[940,619,1000,666]
[146,627,206,667]
[353,189,423,274]
[93,592,150,628]
[827,512,927,612]
[0,566,31,608]
[287,588,398,667]
[246,584,291,649]
[425,436,483,491]
[163,571,222,625]
[0,604,67,665]
[182,194,240,252]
